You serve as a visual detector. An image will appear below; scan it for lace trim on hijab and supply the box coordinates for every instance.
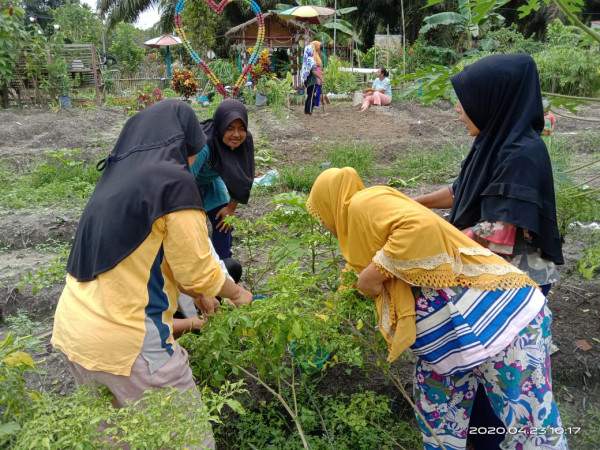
[380,289,394,341]
[306,198,324,224]
[373,248,536,291]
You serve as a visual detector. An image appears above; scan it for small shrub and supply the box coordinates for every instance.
[322,56,358,94]
[172,69,198,99]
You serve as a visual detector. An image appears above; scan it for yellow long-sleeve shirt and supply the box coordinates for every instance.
[52,209,225,376]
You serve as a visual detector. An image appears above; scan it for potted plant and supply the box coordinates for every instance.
[171,69,198,102]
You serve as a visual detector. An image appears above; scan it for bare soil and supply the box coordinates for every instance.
[0,101,598,447]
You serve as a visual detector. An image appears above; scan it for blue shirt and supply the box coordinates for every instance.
[372,77,392,99]
[190,144,229,212]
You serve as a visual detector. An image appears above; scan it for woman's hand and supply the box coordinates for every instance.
[194,294,220,316]
[228,284,253,307]
[357,263,388,298]
[215,201,238,232]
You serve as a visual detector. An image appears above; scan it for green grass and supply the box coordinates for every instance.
[393,144,468,183]
[279,142,375,192]
[0,155,100,209]
[327,142,375,176]
[280,164,325,192]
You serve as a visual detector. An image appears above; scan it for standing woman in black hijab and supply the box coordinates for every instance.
[52,100,252,448]
[191,99,255,260]
[414,54,565,449]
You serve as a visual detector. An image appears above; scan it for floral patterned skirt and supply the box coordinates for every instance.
[413,302,568,450]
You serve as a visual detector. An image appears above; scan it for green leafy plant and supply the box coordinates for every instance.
[0,2,28,97]
[5,311,40,338]
[322,56,358,94]
[109,22,144,75]
[10,381,246,449]
[0,333,43,446]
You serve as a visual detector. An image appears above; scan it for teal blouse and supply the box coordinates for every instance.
[190,144,230,211]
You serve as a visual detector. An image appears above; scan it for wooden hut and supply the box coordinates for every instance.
[225,12,315,86]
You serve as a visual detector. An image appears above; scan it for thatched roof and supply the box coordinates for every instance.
[225,12,315,38]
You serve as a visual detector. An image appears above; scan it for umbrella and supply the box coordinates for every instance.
[143,34,182,77]
[278,6,336,42]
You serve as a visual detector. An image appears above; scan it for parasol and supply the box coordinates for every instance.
[277,5,336,42]
[143,34,182,77]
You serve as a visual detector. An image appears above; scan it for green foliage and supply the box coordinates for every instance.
[0,332,43,446]
[280,164,324,192]
[217,390,422,449]
[253,134,278,170]
[109,22,143,75]
[0,150,100,209]
[198,59,240,88]
[534,46,600,98]
[577,231,600,280]
[10,382,246,449]
[17,247,69,294]
[0,2,28,87]
[52,1,104,48]
[483,24,545,54]
[5,311,40,337]
[257,72,297,107]
[394,145,468,183]
[327,142,375,177]
[322,56,358,94]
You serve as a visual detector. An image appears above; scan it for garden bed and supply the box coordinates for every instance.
[0,100,598,448]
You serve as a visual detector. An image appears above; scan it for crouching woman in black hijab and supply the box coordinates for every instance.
[51,99,252,448]
[414,54,565,449]
[191,99,255,260]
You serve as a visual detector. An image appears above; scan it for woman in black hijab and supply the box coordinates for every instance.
[414,54,564,449]
[52,100,252,448]
[191,99,255,259]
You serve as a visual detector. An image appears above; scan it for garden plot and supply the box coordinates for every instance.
[0,102,598,448]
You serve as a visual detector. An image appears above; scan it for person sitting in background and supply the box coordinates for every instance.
[361,68,392,111]
[51,99,253,449]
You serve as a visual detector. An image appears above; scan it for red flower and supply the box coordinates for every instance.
[410,50,414,54]
[9,6,13,15]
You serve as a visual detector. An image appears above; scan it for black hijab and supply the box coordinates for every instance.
[201,99,255,204]
[449,53,563,264]
[66,99,207,282]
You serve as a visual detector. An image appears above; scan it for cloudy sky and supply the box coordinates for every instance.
[82,0,161,30]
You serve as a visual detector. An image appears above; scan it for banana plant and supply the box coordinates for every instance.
[420,0,507,50]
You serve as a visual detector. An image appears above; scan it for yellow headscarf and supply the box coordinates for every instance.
[309,41,323,67]
[306,167,536,362]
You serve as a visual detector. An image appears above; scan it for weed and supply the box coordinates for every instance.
[327,142,375,176]
[394,144,468,183]
[17,247,69,294]
[0,152,100,209]
[5,311,40,337]
[280,164,325,192]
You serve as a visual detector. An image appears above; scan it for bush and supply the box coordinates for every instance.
[322,56,358,94]
[535,46,600,97]
[171,69,198,99]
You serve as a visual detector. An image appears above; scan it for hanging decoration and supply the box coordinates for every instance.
[174,0,265,98]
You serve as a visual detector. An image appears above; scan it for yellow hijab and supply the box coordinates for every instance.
[307,167,536,362]
[309,41,323,67]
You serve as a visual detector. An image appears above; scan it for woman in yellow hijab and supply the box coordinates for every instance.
[306,168,567,450]
[309,41,323,107]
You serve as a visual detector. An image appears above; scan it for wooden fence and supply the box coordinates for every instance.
[103,74,172,96]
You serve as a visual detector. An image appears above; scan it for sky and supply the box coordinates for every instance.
[82,0,161,30]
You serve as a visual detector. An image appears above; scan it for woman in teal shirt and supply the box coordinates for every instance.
[191,99,255,259]
[361,68,392,111]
